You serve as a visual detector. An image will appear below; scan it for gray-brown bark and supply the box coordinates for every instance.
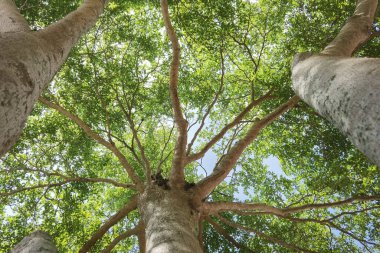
[160,0,188,189]
[0,0,106,157]
[0,0,29,33]
[139,185,203,253]
[292,0,380,167]
[11,230,58,253]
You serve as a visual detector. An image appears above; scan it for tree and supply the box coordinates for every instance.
[292,0,380,167]
[1,0,380,252]
[10,230,58,253]
[0,0,107,157]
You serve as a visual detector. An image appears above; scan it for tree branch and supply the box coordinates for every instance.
[202,195,380,216]
[285,216,379,250]
[186,90,274,164]
[160,0,188,188]
[205,216,254,253]
[157,123,175,174]
[322,0,378,56]
[39,97,144,190]
[187,49,226,154]
[37,0,108,87]
[2,167,135,189]
[79,195,138,253]
[0,0,30,33]
[138,229,147,253]
[192,96,300,203]
[215,214,316,253]
[114,93,151,180]
[1,182,69,197]
[101,223,143,253]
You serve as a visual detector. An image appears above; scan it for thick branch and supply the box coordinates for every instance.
[202,201,285,216]
[79,196,138,253]
[205,217,254,253]
[138,229,147,253]
[101,223,143,253]
[215,214,316,253]
[0,0,108,158]
[39,97,143,189]
[192,96,300,202]
[37,0,107,79]
[202,195,380,216]
[0,0,30,33]
[160,0,188,188]
[322,0,378,56]
[186,90,273,164]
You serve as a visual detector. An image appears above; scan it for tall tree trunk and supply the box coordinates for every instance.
[292,0,380,167]
[0,0,106,157]
[139,185,203,253]
[11,230,58,253]
[292,55,380,167]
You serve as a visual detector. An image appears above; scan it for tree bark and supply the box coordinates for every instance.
[0,0,106,157]
[292,0,379,167]
[0,0,30,33]
[292,55,380,167]
[138,185,203,253]
[11,230,58,253]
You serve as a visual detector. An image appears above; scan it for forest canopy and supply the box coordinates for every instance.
[1,0,379,252]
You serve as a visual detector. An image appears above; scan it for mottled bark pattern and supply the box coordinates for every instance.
[0,33,53,157]
[292,0,379,167]
[292,55,380,167]
[11,230,58,253]
[0,0,30,33]
[139,185,203,253]
[0,0,106,157]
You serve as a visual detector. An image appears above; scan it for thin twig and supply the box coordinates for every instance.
[187,48,226,154]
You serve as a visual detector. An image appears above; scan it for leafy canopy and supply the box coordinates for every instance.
[1,0,379,252]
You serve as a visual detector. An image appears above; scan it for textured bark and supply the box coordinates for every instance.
[0,0,29,33]
[321,0,377,57]
[139,185,203,253]
[292,0,379,167]
[0,0,106,157]
[11,230,58,253]
[292,55,380,167]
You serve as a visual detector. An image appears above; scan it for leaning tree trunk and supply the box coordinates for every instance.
[292,0,380,167]
[10,230,58,253]
[0,0,107,157]
[138,185,203,253]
